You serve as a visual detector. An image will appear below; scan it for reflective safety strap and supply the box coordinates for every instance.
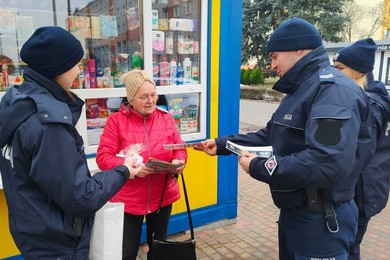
[323,201,339,233]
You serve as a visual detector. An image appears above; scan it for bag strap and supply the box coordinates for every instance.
[158,173,194,240]
[180,173,195,240]
[158,173,170,211]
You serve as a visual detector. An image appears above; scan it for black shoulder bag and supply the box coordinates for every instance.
[151,173,197,260]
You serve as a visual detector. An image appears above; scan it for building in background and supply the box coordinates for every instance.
[381,0,390,40]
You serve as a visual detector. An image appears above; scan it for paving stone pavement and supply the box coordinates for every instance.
[136,100,390,259]
[138,170,390,259]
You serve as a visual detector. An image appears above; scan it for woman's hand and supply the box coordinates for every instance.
[136,164,155,178]
[170,159,186,174]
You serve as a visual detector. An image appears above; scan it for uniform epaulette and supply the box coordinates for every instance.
[319,68,336,85]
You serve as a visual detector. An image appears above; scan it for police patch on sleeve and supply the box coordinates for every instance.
[264,155,277,176]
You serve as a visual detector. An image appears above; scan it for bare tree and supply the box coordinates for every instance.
[359,2,385,39]
[340,0,364,42]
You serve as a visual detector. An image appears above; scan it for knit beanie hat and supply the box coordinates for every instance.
[266,17,322,53]
[122,69,156,101]
[20,26,84,78]
[333,38,377,74]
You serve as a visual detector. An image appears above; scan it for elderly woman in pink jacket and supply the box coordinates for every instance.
[97,69,187,260]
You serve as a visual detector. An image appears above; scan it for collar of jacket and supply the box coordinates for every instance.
[119,104,157,122]
[19,68,84,125]
[366,74,389,97]
[273,45,330,95]
[366,78,390,121]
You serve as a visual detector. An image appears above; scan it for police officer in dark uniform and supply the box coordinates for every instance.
[194,18,375,259]
[333,38,390,260]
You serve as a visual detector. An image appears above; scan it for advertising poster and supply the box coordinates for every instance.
[166,93,199,134]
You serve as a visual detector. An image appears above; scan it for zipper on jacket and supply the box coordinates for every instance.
[144,117,152,213]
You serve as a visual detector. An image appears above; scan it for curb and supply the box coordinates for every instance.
[240,85,284,102]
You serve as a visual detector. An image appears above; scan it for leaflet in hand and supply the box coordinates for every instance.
[145,158,184,172]
[163,141,202,150]
[226,140,273,158]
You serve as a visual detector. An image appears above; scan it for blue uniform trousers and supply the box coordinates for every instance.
[278,200,358,260]
[348,213,370,260]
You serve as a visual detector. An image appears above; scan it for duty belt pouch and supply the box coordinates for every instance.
[305,187,322,212]
[305,188,339,233]
[72,217,83,237]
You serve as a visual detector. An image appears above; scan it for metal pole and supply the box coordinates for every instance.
[67,0,71,15]
[52,0,57,25]
[14,12,21,69]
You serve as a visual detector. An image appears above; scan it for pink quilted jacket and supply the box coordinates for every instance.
[96,104,187,215]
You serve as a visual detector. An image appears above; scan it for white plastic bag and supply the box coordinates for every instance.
[90,202,124,260]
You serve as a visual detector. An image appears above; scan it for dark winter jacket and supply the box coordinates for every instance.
[354,73,390,218]
[0,68,129,259]
[216,46,375,208]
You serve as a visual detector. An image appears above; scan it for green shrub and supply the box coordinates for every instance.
[242,69,252,85]
[250,68,265,85]
[240,69,246,84]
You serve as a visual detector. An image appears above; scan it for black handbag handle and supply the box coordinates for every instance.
[159,173,194,240]
[180,173,195,239]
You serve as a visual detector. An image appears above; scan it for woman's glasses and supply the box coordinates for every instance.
[136,94,159,103]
